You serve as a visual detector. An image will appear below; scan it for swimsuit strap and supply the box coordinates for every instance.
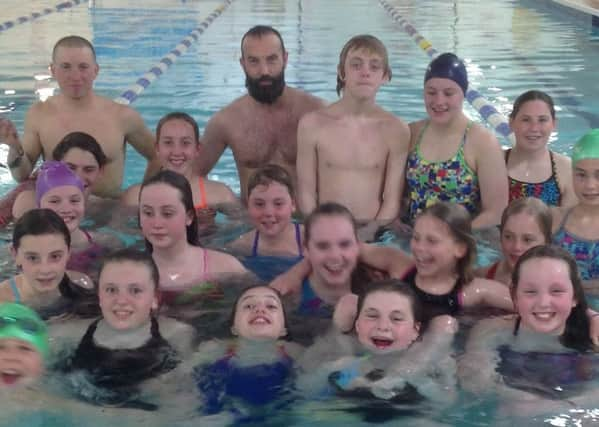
[504,148,512,163]
[195,176,208,210]
[413,121,430,155]
[203,247,209,276]
[81,229,94,243]
[557,208,574,231]
[486,261,500,280]
[294,223,303,257]
[549,150,562,205]
[8,276,21,303]
[251,230,260,257]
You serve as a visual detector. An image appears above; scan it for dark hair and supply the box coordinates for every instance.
[500,197,552,244]
[52,132,108,168]
[228,284,290,340]
[304,202,358,244]
[13,208,71,250]
[139,170,199,252]
[416,202,476,283]
[337,34,391,96]
[511,245,591,352]
[241,25,286,57]
[355,279,427,335]
[247,164,295,200]
[100,248,160,290]
[52,35,96,63]
[509,90,555,121]
[156,112,200,144]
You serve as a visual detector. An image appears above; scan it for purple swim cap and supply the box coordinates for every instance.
[35,161,84,207]
[424,53,468,95]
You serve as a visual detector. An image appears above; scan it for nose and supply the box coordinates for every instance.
[376,317,391,331]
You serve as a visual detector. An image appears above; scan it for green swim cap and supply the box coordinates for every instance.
[572,129,599,166]
[0,303,48,360]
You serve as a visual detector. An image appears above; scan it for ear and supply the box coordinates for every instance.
[151,295,159,311]
[279,327,288,338]
[337,65,345,82]
[49,63,56,78]
[186,210,194,226]
[454,241,468,259]
[413,321,421,334]
[10,246,17,260]
[93,63,99,78]
[282,50,289,68]
[230,326,238,336]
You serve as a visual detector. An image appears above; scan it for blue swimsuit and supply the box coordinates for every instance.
[553,209,599,280]
[296,278,334,318]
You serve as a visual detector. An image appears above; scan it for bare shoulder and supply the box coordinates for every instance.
[0,280,15,302]
[408,119,427,148]
[468,122,499,148]
[230,230,254,253]
[466,315,515,349]
[206,248,247,274]
[552,151,573,173]
[287,87,326,112]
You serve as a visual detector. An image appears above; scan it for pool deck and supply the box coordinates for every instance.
[553,0,599,18]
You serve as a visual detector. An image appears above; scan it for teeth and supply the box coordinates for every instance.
[534,313,554,320]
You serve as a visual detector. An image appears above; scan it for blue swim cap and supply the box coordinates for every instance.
[424,53,468,95]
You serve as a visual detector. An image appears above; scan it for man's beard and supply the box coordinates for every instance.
[245,70,285,104]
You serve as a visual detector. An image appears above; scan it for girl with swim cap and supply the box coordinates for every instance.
[0,303,48,388]
[0,209,97,319]
[506,90,577,207]
[192,284,302,423]
[460,245,599,419]
[405,52,508,229]
[552,129,599,282]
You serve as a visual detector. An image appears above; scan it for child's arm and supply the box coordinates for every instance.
[359,243,413,278]
[296,114,319,215]
[461,277,514,311]
[270,257,312,295]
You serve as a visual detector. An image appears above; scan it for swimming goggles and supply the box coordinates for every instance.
[0,315,46,335]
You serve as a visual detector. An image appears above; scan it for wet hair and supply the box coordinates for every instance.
[303,202,358,244]
[241,25,286,57]
[52,132,108,168]
[500,197,552,244]
[100,248,160,290]
[354,279,427,335]
[156,112,200,144]
[13,208,71,250]
[511,245,591,352]
[52,35,96,63]
[336,34,391,96]
[228,284,290,340]
[417,202,476,283]
[247,164,295,200]
[509,90,555,121]
[139,170,199,252]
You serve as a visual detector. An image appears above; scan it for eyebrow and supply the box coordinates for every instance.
[240,294,279,302]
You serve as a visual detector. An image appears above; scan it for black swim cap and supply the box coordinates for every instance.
[424,53,468,95]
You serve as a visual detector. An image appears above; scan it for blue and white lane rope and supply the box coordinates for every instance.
[379,0,514,145]
[0,0,84,33]
[114,0,233,105]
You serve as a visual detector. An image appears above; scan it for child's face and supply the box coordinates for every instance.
[305,215,359,288]
[0,338,43,387]
[156,119,199,176]
[341,48,388,98]
[39,185,85,232]
[424,78,464,125]
[233,287,286,340]
[510,100,555,151]
[62,148,102,196]
[573,159,599,206]
[12,234,69,293]
[98,261,158,330]
[140,183,192,250]
[247,182,295,238]
[501,212,546,269]
[355,291,420,355]
[411,214,466,278]
[514,257,576,335]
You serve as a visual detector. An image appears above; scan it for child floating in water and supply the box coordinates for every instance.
[0,303,48,388]
[191,285,302,423]
[460,245,599,418]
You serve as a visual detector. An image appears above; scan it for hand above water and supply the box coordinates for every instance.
[0,118,20,147]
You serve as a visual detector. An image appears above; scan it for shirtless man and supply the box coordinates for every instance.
[196,25,324,202]
[296,35,409,225]
[0,35,159,198]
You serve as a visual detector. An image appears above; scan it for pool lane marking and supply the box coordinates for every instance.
[378,0,515,145]
[0,0,84,33]
[114,0,234,105]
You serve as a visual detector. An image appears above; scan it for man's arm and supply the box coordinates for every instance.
[296,114,318,215]
[1,108,43,181]
[374,118,410,223]
[121,106,159,181]
[195,113,228,176]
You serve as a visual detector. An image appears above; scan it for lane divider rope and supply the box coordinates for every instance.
[379,0,515,144]
[0,0,84,33]
[114,0,234,105]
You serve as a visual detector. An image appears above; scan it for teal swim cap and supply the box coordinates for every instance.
[572,129,599,166]
[0,303,48,359]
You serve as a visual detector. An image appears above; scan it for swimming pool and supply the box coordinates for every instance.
[1,0,599,425]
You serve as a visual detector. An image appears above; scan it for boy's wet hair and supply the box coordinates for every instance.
[13,208,71,250]
[417,202,476,283]
[336,34,391,96]
[247,164,295,200]
[52,131,108,168]
[140,170,199,252]
[156,112,200,144]
[500,197,552,244]
[304,202,358,244]
[511,245,591,352]
[510,90,555,121]
[52,35,96,62]
[100,248,160,290]
[241,25,286,57]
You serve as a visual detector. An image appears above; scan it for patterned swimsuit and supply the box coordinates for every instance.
[506,149,561,206]
[553,209,599,280]
[405,121,480,222]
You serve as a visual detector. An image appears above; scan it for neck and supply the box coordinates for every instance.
[234,337,282,364]
[58,92,95,109]
[428,112,468,132]
[339,94,378,114]
[152,239,193,262]
[95,318,153,349]
[415,269,458,289]
[510,144,549,161]
[258,222,294,246]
